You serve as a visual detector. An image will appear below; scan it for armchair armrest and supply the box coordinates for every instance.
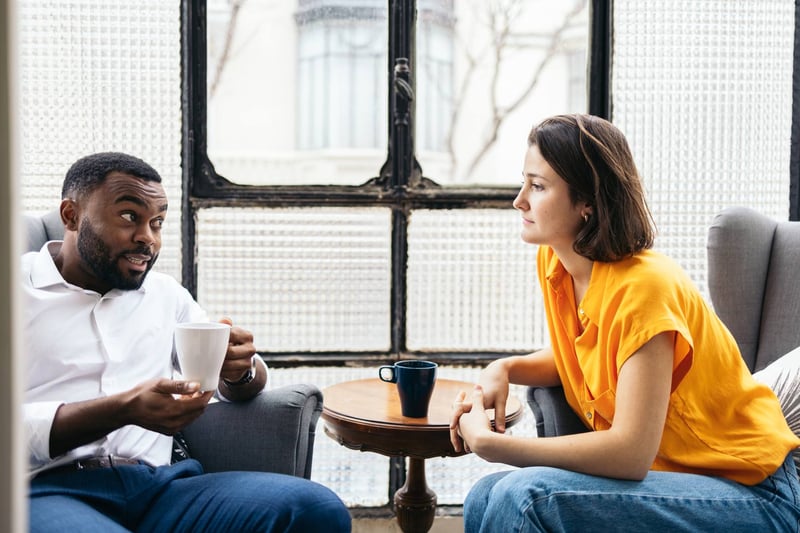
[526,386,588,438]
[181,383,323,479]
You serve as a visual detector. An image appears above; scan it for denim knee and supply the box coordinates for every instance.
[465,467,577,533]
[464,470,516,533]
[290,481,351,532]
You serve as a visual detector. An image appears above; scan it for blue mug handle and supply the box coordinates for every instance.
[378,365,397,383]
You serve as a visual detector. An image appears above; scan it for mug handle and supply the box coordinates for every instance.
[378,365,397,383]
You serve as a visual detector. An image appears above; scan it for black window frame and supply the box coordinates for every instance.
[791,0,800,221]
[180,0,800,510]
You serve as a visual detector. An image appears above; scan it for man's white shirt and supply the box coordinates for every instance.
[22,241,207,474]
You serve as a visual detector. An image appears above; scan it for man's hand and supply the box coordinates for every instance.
[217,316,257,383]
[49,378,214,458]
[216,317,267,401]
[124,378,215,435]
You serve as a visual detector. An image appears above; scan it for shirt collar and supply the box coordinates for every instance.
[543,249,568,290]
[30,241,147,295]
[543,248,604,322]
[580,262,603,321]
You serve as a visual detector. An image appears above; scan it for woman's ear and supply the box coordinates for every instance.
[580,202,593,221]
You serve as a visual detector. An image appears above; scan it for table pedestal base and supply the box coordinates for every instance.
[393,457,437,533]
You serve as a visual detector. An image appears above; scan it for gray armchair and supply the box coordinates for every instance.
[527,206,800,438]
[24,211,322,478]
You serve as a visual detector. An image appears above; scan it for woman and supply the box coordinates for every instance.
[450,114,800,532]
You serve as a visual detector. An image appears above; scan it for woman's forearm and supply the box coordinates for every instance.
[501,347,561,387]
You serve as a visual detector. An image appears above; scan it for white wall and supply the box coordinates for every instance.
[0,0,26,531]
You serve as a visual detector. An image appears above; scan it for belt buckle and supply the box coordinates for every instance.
[74,455,111,470]
[108,456,128,468]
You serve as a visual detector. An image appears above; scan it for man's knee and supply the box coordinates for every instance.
[234,473,351,532]
[291,486,351,532]
[29,495,129,533]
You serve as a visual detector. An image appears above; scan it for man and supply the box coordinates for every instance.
[23,152,351,532]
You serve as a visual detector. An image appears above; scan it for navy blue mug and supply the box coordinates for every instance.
[378,360,438,418]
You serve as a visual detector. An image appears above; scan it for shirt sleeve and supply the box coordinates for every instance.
[606,260,695,388]
[25,400,66,467]
[176,284,209,324]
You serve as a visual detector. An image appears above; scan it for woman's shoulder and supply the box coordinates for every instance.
[597,249,692,291]
[610,248,683,273]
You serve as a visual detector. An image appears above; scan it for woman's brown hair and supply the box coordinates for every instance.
[528,114,655,262]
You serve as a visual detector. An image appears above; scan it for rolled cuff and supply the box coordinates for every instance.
[24,400,63,468]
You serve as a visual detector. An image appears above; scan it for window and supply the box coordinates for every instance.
[186,0,591,507]
[18,0,799,514]
[187,0,800,507]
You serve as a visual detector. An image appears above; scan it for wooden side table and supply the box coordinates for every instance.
[322,378,523,533]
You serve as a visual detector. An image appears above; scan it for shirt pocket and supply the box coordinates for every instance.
[581,387,616,431]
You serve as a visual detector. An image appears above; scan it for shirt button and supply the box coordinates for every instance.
[585,412,592,419]
[579,308,585,315]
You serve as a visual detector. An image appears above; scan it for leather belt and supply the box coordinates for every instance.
[38,455,147,477]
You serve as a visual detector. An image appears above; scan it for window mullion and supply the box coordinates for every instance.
[387,0,417,503]
[791,0,800,221]
[181,0,205,298]
[387,0,416,359]
[388,0,416,189]
[589,0,612,119]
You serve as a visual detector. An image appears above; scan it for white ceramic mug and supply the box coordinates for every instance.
[174,322,231,391]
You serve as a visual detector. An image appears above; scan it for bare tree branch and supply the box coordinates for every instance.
[464,0,587,180]
[440,19,489,177]
[209,0,246,99]
[424,0,506,180]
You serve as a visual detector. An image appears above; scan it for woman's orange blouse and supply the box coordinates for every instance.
[538,245,799,485]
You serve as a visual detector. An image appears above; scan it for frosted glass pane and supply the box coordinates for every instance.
[407,209,544,351]
[612,0,793,299]
[196,207,392,352]
[271,364,538,507]
[18,0,183,281]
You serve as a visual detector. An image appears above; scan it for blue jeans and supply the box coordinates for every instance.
[464,454,800,533]
[29,459,351,533]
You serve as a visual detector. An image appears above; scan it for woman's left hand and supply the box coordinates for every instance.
[451,385,493,454]
[450,390,471,452]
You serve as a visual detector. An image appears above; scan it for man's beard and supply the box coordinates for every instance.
[77,219,157,291]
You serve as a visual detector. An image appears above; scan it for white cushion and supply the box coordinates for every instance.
[752,345,800,470]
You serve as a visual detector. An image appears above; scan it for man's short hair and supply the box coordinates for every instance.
[61,152,162,200]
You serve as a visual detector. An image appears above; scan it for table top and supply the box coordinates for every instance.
[321,378,524,459]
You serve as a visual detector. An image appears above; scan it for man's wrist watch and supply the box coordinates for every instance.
[223,356,258,387]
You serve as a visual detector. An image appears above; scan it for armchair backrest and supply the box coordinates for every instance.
[24,210,64,252]
[707,206,800,372]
